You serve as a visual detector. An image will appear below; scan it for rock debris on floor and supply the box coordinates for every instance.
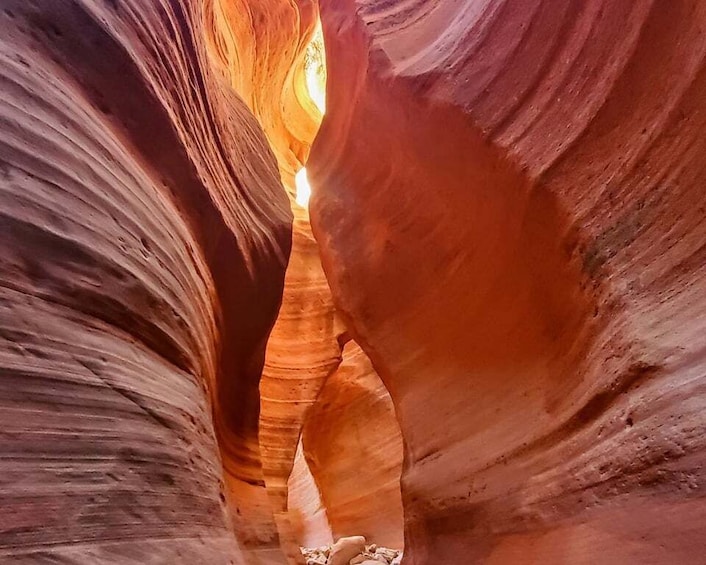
[301,536,402,565]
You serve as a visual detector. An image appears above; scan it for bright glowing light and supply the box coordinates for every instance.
[304,23,326,114]
[295,167,312,207]
[295,22,325,208]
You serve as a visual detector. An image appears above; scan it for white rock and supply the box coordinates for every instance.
[329,536,367,565]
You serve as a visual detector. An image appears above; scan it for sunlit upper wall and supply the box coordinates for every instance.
[294,23,327,208]
[304,22,327,116]
[203,0,325,199]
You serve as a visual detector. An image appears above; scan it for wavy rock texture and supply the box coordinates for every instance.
[206,1,344,561]
[210,1,400,561]
[5,0,704,563]
[258,213,343,564]
[0,1,401,563]
[204,2,328,562]
[287,440,334,549]
[208,0,322,189]
[0,1,292,563]
[310,0,706,563]
[299,341,404,548]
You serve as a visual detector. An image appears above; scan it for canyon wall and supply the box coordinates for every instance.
[299,340,404,548]
[215,0,405,558]
[0,1,292,563]
[310,0,706,563]
[288,440,334,549]
[258,207,343,563]
[0,0,401,563]
[4,0,705,563]
[0,1,403,563]
[205,2,330,561]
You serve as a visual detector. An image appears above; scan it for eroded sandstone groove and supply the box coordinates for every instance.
[0,1,291,562]
[309,0,706,563]
[0,0,403,563]
[2,0,706,564]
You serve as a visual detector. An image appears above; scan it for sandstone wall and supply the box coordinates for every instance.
[300,341,404,549]
[0,1,291,562]
[310,0,706,562]
[287,440,334,549]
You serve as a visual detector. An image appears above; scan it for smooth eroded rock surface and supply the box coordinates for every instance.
[300,341,404,549]
[310,0,706,563]
[0,1,292,562]
[5,0,706,563]
[288,440,334,549]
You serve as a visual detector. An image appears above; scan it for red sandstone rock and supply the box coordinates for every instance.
[205,1,336,561]
[299,342,404,549]
[288,440,334,549]
[226,2,404,561]
[0,1,291,562]
[0,1,399,562]
[4,0,706,563]
[258,213,343,563]
[310,0,706,563]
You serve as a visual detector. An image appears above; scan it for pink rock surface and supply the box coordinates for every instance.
[0,1,291,562]
[288,440,334,549]
[310,0,706,563]
[300,342,404,549]
[4,0,706,563]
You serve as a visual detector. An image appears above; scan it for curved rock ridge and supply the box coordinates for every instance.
[299,341,404,549]
[210,0,402,560]
[203,0,344,561]
[258,212,344,564]
[6,0,705,563]
[310,0,706,563]
[208,0,323,191]
[288,440,334,549]
[0,1,292,562]
[203,2,329,561]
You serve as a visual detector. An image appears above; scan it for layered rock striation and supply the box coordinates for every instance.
[0,1,291,562]
[0,1,403,563]
[4,0,706,563]
[298,341,404,549]
[310,0,706,563]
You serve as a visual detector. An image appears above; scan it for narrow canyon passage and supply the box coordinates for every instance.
[187,3,407,562]
[1,1,705,565]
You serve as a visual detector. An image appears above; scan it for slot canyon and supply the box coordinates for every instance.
[0,0,705,563]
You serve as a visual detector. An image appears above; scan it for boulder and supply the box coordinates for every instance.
[329,536,366,565]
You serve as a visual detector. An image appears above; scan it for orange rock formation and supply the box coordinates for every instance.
[309,0,706,563]
[0,1,290,562]
[1,0,705,564]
